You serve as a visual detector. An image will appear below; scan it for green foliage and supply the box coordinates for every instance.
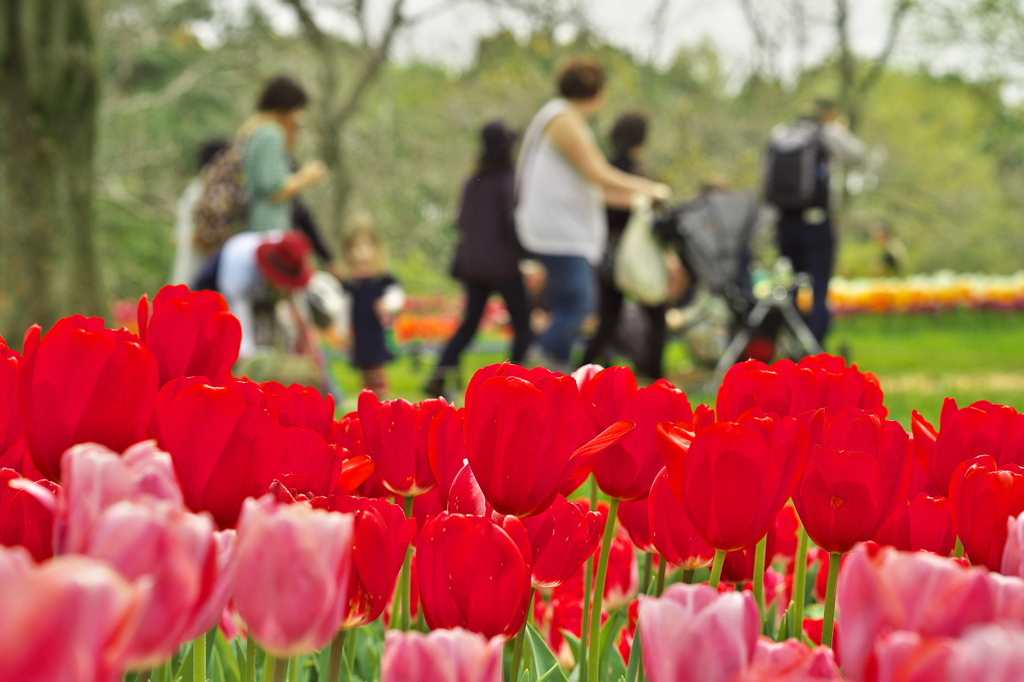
[92,5,1024,305]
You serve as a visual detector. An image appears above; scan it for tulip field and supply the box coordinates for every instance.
[5,284,1024,682]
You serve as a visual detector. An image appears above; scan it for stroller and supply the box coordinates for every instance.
[655,189,823,383]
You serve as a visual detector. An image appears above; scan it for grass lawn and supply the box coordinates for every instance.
[327,309,1024,427]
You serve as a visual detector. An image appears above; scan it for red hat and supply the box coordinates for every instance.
[256,231,314,290]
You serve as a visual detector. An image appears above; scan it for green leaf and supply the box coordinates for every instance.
[211,629,241,682]
[525,623,568,682]
[597,610,627,682]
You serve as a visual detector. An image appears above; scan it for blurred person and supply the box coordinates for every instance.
[423,120,533,398]
[871,219,908,276]
[515,57,671,372]
[170,138,229,285]
[238,75,327,233]
[581,112,673,380]
[216,229,314,359]
[337,214,405,395]
[765,98,866,345]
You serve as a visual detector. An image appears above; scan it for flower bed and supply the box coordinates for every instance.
[3,284,1024,681]
[830,270,1024,315]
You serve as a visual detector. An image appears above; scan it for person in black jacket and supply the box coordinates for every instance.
[424,121,534,397]
[580,112,668,380]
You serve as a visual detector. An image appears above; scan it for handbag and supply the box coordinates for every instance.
[614,196,670,305]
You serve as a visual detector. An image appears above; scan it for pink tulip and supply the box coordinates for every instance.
[382,628,503,682]
[1002,513,1024,578]
[837,543,1012,681]
[743,638,842,681]
[639,582,760,682]
[946,625,1024,682]
[80,499,224,668]
[871,631,956,682]
[0,548,144,682]
[56,441,184,554]
[233,495,355,657]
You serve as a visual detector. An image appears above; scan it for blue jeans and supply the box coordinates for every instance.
[536,254,597,363]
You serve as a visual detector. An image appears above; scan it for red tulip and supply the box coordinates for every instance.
[716,360,794,422]
[0,468,57,561]
[446,463,489,516]
[873,492,955,557]
[0,547,143,682]
[137,285,241,386]
[793,407,913,554]
[55,441,184,554]
[520,495,602,588]
[0,336,23,459]
[722,527,776,584]
[358,390,447,496]
[427,403,468,507]
[647,467,714,570]
[311,495,416,627]
[592,379,692,501]
[908,411,943,498]
[233,495,355,656]
[464,363,626,517]
[332,411,391,499]
[919,398,1024,497]
[948,454,1024,571]
[639,583,761,682]
[156,380,289,528]
[417,511,532,639]
[382,628,503,682]
[657,410,808,551]
[787,354,887,419]
[617,496,656,553]
[19,316,159,482]
[261,381,335,439]
[577,364,639,431]
[80,499,225,668]
[773,505,800,567]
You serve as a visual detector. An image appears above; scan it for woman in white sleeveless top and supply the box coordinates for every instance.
[516,57,671,370]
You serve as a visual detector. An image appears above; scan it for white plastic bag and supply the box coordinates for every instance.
[614,195,669,305]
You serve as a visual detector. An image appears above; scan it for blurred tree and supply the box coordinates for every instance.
[0,0,104,340]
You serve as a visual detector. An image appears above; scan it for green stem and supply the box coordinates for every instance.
[263,654,277,682]
[955,537,964,559]
[288,656,299,682]
[510,588,536,682]
[587,498,621,682]
[789,520,810,640]
[580,477,599,682]
[822,552,842,648]
[655,558,668,595]
[328,629,347,682]
[396,496,415,631]
[640,552,652,597]
[708,549,727,590]
[246,639,257,682]
[193,632,207,682]
[681,569,694,585]
[753,534,768,625]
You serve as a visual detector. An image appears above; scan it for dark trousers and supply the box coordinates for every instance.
[777,213,835,344]
[438,277,533,368]
[581,276,667,380]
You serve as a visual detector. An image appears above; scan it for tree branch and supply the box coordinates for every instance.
[858,0,914,97]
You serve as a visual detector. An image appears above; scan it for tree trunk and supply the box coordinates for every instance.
[0,0,104,344]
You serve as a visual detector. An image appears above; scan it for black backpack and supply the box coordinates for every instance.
[764,124,828,210]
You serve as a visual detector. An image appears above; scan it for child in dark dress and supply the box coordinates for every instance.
[338,214,405,395]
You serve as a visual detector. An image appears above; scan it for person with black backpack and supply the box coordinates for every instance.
[764,99,866,345]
